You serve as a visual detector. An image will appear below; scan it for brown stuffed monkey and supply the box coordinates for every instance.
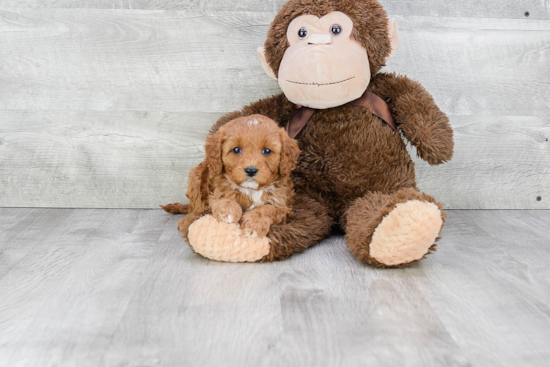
[172,0,454,267]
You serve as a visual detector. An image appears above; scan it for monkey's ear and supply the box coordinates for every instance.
[386,19,400,60]
[257,47,278,81]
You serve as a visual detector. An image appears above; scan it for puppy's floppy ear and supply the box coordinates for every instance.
[186,161,210,213]
[279,129,301,177]
[205,130,224,175]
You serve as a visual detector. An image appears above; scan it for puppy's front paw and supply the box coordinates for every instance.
[241,211,272,238]
[212,200,243,224]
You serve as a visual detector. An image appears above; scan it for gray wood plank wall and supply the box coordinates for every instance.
[0,1,549,209]
[4,0,550,19]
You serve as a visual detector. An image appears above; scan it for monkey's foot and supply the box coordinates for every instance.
[346,189,446,268]
[369,200,443,267]
[187,215,270,263]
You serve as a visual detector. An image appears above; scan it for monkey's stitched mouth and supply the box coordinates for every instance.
[286,77,355,86]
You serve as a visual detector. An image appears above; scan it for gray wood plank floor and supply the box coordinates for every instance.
[1,209,549,366]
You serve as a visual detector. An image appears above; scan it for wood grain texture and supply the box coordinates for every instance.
[2,0,549,20]
[418,210,550,367]
[385,16,550,117]
[1,112,548,209]
[0,9,279,112]
[412,115,550,209]
[0,208,549,366]
[0,0,289,12]
[0,10,549,114]
[0,10,549,208]
[0,110,217,208]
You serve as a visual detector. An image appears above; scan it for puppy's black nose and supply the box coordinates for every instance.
[245,167,259,177]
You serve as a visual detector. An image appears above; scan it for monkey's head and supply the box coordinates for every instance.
[258,0,399,109]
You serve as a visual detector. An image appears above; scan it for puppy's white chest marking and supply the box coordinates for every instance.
[232,183,275,209]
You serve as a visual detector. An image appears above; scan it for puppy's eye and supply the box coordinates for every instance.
[262,148,272,155]
[331,24,342,36]
[232,147,242,154]
[298,27,308,39]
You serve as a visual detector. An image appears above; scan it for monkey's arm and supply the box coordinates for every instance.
[210,93,295,133]
[372,72,454,165]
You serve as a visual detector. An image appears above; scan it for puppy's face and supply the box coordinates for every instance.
[206,115,300,189]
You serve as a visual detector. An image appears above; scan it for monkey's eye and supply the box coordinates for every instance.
[262,148,272,155]
[232,147,242,154]
[331,24,342,36]
[298,27,308,39]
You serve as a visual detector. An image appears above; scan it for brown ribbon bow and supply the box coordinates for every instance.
[285,90,398,139]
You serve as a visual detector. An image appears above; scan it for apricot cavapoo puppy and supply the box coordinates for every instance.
[162,114,301,238]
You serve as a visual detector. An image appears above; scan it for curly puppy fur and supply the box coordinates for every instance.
[170,0,454,265]
[163,115,301,239]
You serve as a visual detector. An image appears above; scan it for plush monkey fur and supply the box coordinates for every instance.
[176,0,454,267]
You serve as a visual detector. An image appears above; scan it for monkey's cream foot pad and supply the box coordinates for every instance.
[370,200,443,266]
[188,215,270,263]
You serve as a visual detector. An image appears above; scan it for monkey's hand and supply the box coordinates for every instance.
[372,72,454,165]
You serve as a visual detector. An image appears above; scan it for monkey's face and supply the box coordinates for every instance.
[278,12,371,109]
